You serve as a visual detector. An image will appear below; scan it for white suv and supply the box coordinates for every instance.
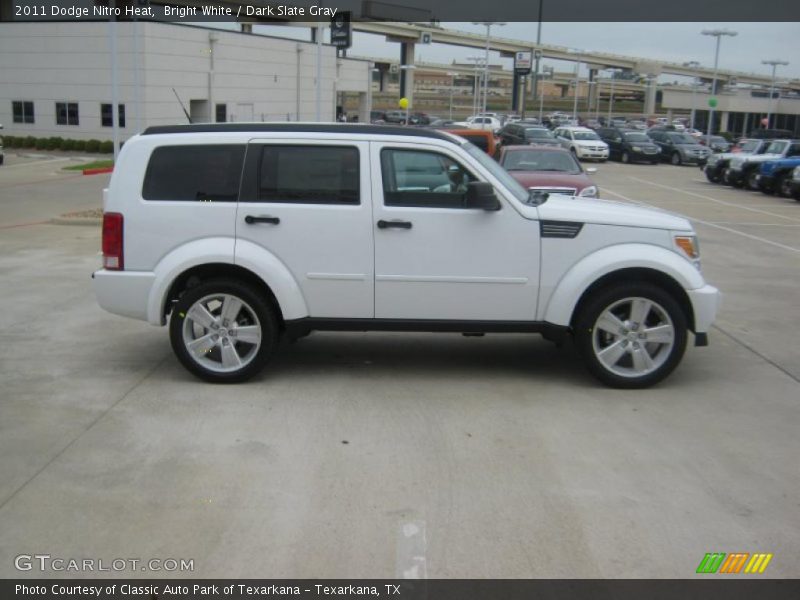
[93,124,720,388]
[554,126,610,161]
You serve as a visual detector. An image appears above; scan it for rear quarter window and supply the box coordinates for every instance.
[142,145,245,202]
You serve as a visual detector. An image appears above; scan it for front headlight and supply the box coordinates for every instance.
[631,146,642,152]
[793,166,800,180]
[707,154,720,166]
[579,185,598,198]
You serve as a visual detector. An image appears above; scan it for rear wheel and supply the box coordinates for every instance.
[671,152,682,166]
[574,283,688,388]
[621,151,630,164]
[169,279,279,383]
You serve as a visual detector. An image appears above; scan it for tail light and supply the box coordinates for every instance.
[102,212,124,270]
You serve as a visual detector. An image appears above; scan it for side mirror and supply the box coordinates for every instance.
[465,181,501,211]
[586,167,598,174]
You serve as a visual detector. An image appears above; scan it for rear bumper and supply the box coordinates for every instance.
[93,269,156,323]
[687,284,721,335]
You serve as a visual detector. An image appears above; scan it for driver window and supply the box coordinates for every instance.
[380,148,476,208]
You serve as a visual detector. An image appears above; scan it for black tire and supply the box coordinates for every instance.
[776,173,792,198]
[169,279,279,383]
[671,152,682,166]
[573,282,688,389]
[705,169,721,184]
[621,151,630,163]
[746,170,760,191]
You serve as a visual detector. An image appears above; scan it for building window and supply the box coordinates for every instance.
[101,104,126,127]
[56,102,79,126]
[12,101,35,124]
[216,103,227,123]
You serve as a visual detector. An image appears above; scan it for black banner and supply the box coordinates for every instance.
[4,580,800,600]
[1,0,799,22]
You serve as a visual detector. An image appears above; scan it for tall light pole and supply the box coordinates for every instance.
[571,59,580,123]
[683,60,701,130]
[447,71,457,120]
[701,28,737,145]
[467,56,485,117]
[607,69,616,125]
[398,64,416,124]
[529,0,544,119]
[473,22,505,116]
[762,59,789,129]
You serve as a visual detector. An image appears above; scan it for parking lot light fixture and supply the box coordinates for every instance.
[762,59,789,129]
[701,28,737,145]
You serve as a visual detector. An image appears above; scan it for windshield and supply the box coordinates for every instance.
[526,128,554,139]
[668,133,698,144]
[766,141,788,154]
[573,131,600,141]
[710,136,727,144]
[624,132,650,142]
[501,149,581,174]
[463,143,529,204]
[737,140,760,152]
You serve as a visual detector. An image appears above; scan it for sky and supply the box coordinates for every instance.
[251,22,800,83]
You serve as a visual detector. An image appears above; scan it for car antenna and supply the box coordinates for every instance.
[172,88,192,124]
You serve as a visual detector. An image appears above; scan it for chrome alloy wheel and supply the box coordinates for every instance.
[181,293,262,374]
[591,296,675,378]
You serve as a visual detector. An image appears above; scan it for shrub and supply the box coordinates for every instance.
[73,140,86,151]
[99,140,114,154]
[24,136,37,148]
[61,139,75,151]
[47,137,64,151]
[35,137,48,150]
[85,139,101,153]
[1,135,15,148]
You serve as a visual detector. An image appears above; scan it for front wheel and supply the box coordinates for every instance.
[169,279,279,383]
[746,170,760,191]
[671,152,682,166]
[777,173,792,198]
[621,151,630,164]
[574,283,688,388]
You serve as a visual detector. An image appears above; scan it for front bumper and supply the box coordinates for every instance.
[725,168,745,185]
[757,174,777,192]
[576,147,609,160]
[687,284,722,336]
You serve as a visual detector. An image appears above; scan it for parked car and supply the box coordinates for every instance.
[455,115,502,133]
[726,139,800,189]
[699,135,732,153]
[553,126,609,161]
[703,139,772,184]
[627,120,648,131]
[383,110,407,124]
[790,165,800,201]
[0,122,4,165]
[93,123,719,388]
[756,156,800,197]
[498,124,560,148]
[596,127,660,164]
[496,145,599,198]
[439,128,497,156]
[648,130,711,166]
[370,110,387,124]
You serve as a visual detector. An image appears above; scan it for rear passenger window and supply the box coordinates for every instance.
[142,145,245,202]
[256,145,359,205]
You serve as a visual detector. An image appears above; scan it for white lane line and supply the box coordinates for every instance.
[601,186,800,255]
[1,157,72,169]
[626,175,800,224]
[395,520,427,579]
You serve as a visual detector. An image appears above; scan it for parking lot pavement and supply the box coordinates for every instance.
[0,152,109,227]
[0,162,798,578]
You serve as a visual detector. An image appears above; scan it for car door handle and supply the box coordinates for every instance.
[377,219,412,230]
[244,215,280,225]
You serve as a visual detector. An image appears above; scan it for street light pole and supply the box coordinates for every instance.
[683,61,700,130]
[762,59,789,129]
[447,71,456,120]
[607,70,615,125]
[472,22,505,116]
[529,0,544,119]
[701,28,737,146]
[571,59,580,122]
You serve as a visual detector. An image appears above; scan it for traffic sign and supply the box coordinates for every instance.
[514,51,532,75]
[330,12,352,49]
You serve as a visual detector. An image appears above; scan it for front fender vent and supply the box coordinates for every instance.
[540,220,584,239]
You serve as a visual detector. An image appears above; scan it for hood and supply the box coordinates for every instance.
[573,139,607,146]
[736,153,784,165]
[528,196,692,231]
[509,171,592,192]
